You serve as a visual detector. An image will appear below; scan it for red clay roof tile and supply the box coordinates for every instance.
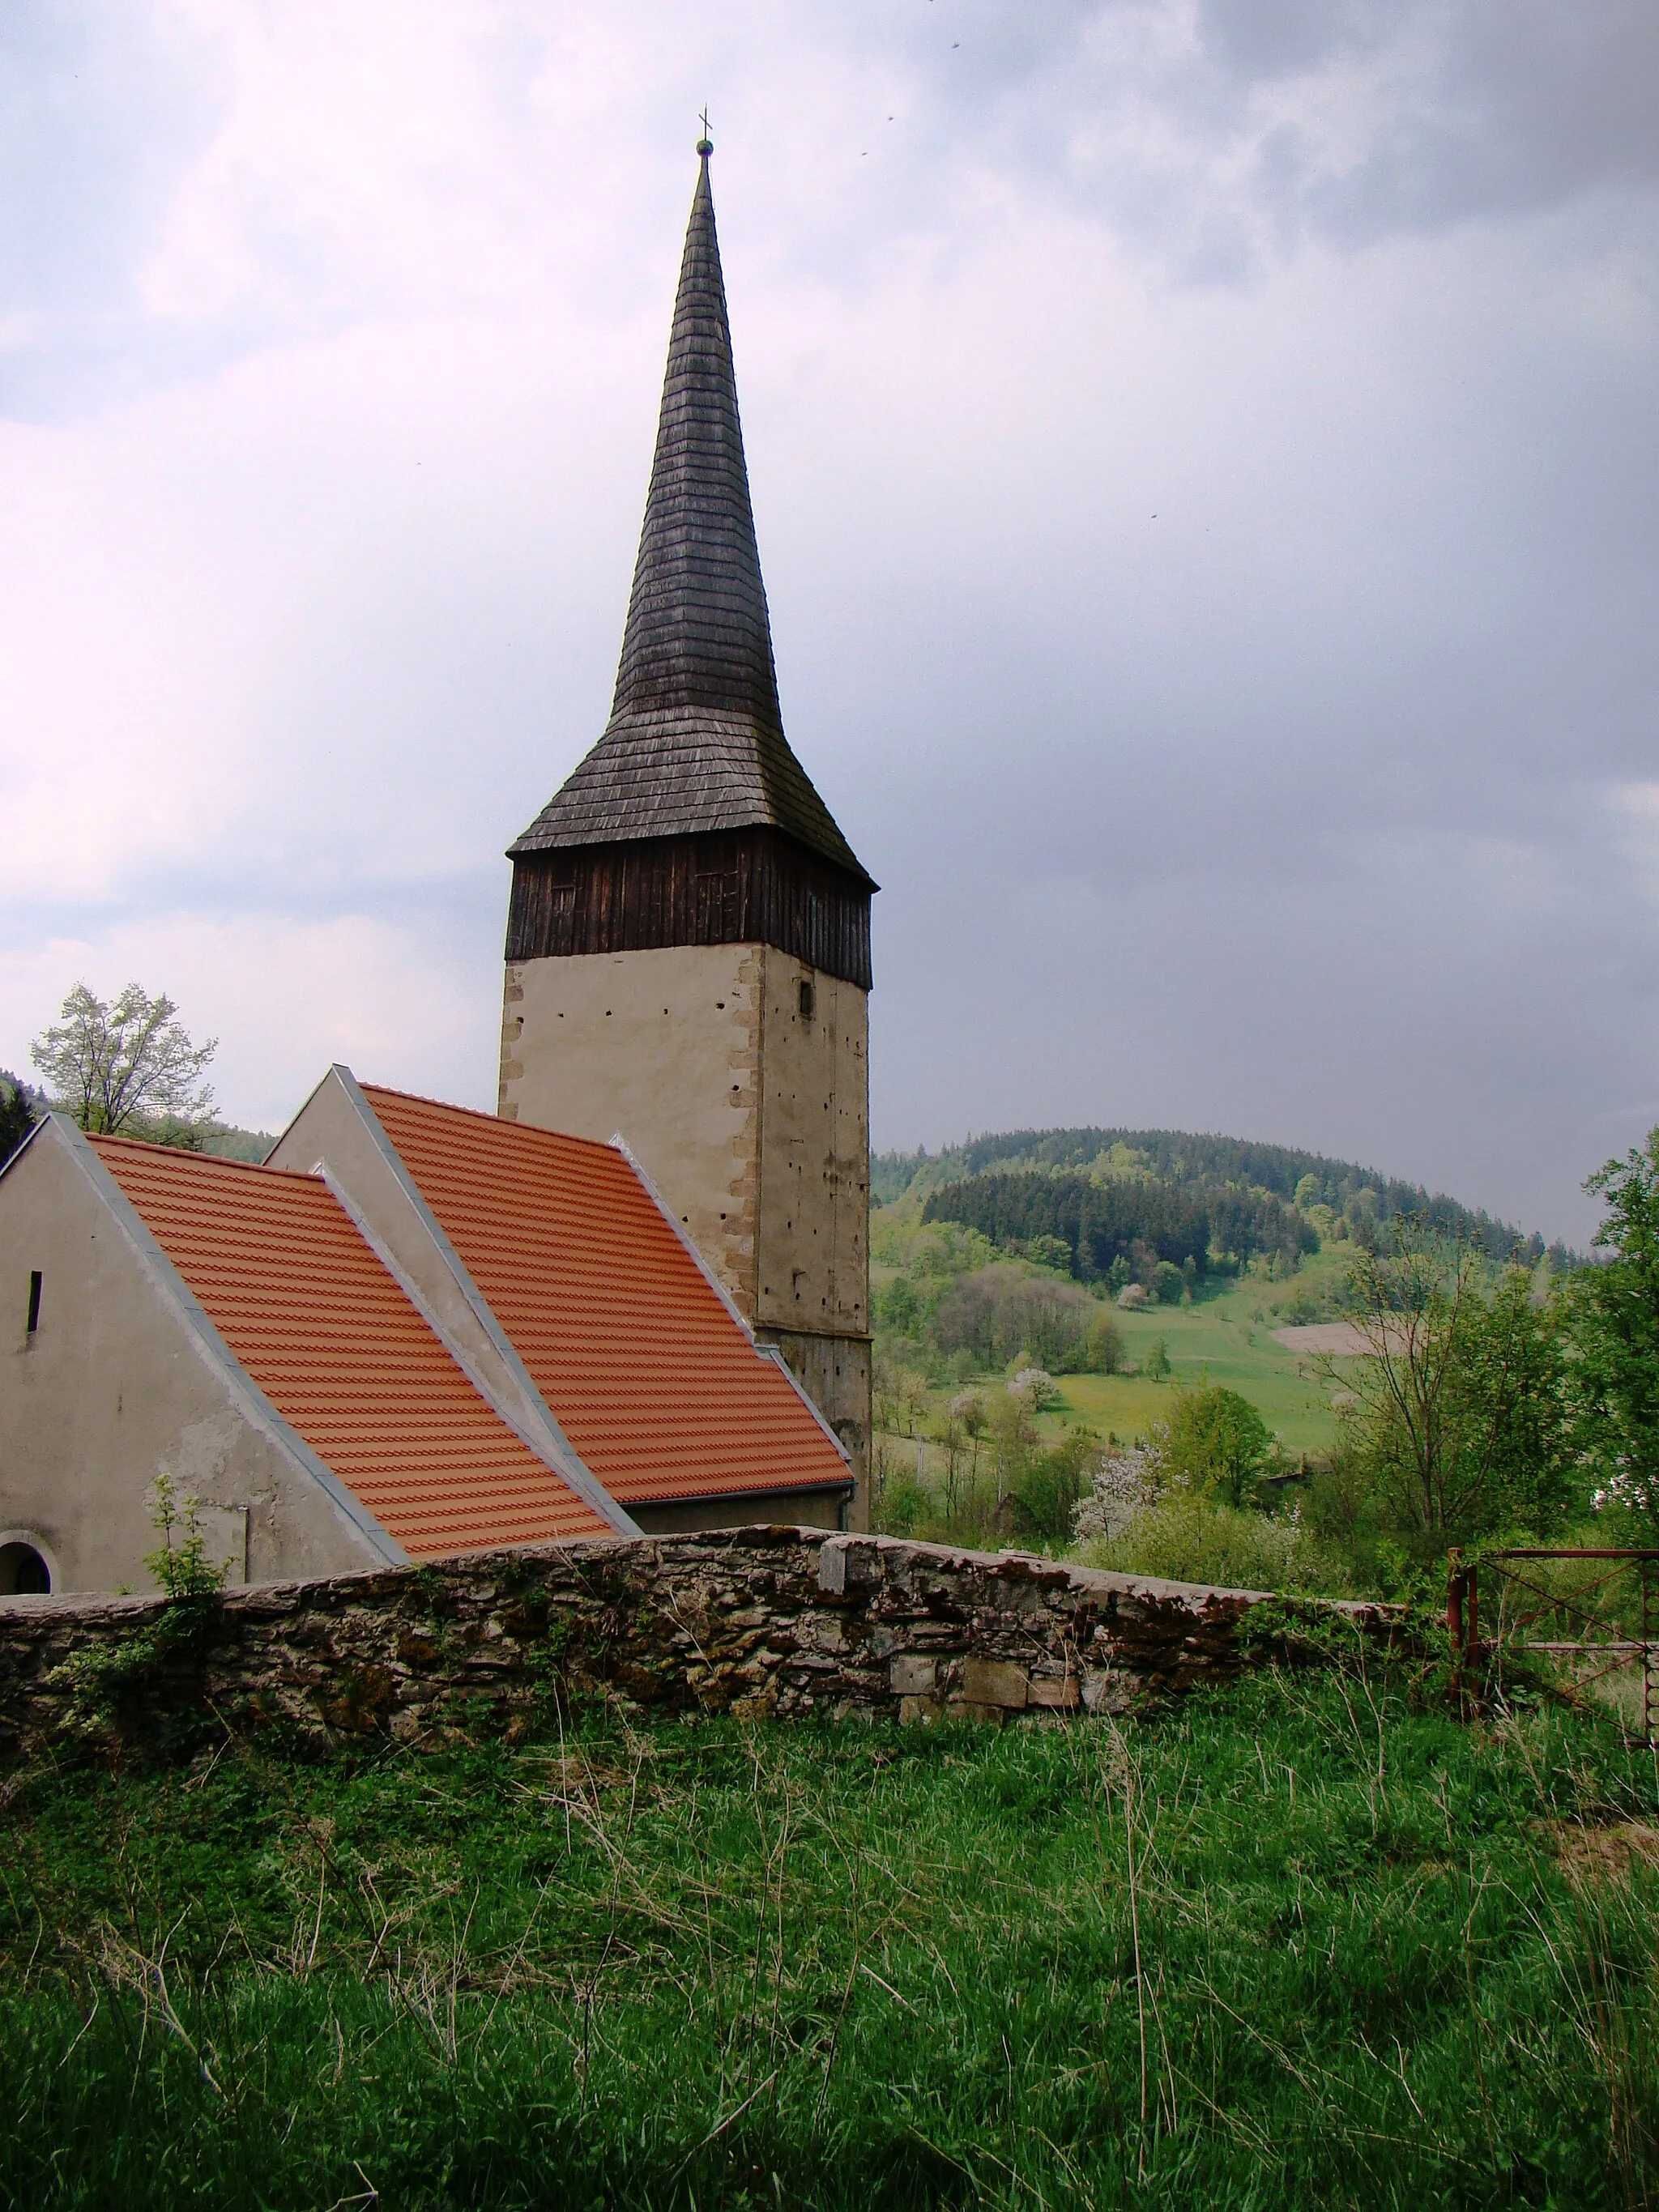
[359,1085,851,1507]
[90,1136,612,1558]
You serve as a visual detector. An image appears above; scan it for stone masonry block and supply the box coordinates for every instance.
[962,1657,1027,1709]
[817,1536,883,1597]
[1026,1675,1080,1710]
[889,1654,936,1696]
[1081,1666,1136,1715]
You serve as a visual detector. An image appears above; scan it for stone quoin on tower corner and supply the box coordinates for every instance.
[497,142,876,1521]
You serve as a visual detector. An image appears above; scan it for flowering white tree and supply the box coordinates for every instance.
[31,982,217,1137]
[1072,1448,1162,1543]
[1008,1367,1060,1411]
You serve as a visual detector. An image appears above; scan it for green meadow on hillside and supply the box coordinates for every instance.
[3,1670,1657,2209]
[1036,1282,1343,1456]
[871,1196,1358,1460]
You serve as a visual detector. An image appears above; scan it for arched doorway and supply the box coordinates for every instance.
[0,1541,51,1595]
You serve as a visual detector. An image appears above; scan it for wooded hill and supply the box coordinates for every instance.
[879,1124,1576,1276]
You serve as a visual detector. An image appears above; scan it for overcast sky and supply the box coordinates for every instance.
[2,2,1656,1242]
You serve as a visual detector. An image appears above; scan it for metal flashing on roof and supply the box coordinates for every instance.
[315,1072,641,1538]
[53,1117,407,1569]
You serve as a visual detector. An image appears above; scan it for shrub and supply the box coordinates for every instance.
[144,1474,231,1600]
[877,1477,930,1536]
[1076,1490,1349,1594]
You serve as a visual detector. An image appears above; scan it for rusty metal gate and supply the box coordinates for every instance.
[1447,1547,1659,1746]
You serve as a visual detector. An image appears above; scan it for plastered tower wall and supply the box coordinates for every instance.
[501,944,763,1298]
[499,942,871,1510]
[750,954,870,1505]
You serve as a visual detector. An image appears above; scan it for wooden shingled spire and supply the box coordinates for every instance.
[506,143,875,989]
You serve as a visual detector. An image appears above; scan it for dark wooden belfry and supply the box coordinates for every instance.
[505,143,875,988]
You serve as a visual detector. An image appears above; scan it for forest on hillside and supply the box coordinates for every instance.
[880,1123,1576,1271]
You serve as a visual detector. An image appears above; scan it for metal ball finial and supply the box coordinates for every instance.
[697,138,714,156]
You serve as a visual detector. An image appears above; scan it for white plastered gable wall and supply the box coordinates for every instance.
[0,1118,401,1595]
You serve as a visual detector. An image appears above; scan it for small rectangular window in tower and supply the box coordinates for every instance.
[26,1271,42,1335]
[797,978,815,1023]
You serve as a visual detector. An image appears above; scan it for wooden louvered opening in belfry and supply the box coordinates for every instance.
[694,833,740,942]
[506,827,872,988]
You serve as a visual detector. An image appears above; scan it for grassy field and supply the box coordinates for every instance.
[874,1236,1357,1460]
[2,1670,1657,2208]
[1047,1284,1341,1455]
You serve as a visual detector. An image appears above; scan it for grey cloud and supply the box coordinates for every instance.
[2,2,1657,1243]
[847,0,1659,271]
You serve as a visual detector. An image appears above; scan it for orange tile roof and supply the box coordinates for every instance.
[90,1136,612,1558]
[359,1085,852,1507]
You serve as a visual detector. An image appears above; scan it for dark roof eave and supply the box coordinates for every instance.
[506,818,878,896]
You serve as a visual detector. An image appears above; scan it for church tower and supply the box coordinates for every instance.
[499,142,876,1517]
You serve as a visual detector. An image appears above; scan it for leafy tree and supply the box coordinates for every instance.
[1142,1336,1171,1382]
[1154,1384,1274,1507]
[1085,1309,1125,1374]
[1009,1429,1099,1543]
[1572,1129,1659,1528]
[874,1277,922,1335]
[1026,1234,1073,1272]
[1152,1260,1185,1305]
[929,1267,1094,1373]
[1008,1367,1061,1413]
[30,983,216,1138]
[0,1070,40,1164]
[1324,1223,1572,1544]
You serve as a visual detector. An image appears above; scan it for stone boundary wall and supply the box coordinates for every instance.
[0,1528,1396,1760]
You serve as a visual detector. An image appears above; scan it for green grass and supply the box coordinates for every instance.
[1051,1283,1340,1454]
[2,1672,1658,2207]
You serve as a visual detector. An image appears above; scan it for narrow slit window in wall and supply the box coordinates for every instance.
[26,1271,42,1335]
[797,978,815,1023]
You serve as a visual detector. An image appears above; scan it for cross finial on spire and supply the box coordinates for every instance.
[697,107,713,157]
